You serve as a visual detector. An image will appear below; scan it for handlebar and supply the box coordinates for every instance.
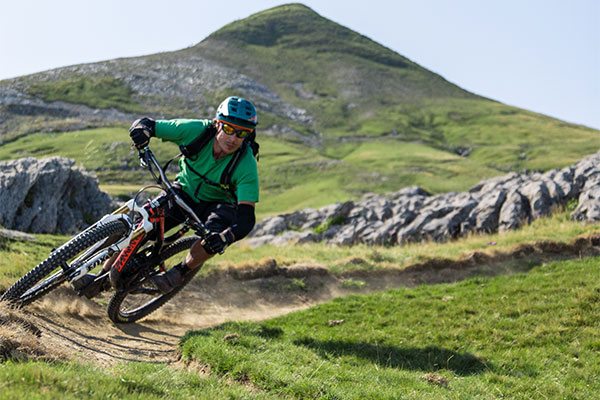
[137,147,210,237]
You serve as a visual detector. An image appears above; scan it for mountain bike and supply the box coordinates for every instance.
[1,146,211,323]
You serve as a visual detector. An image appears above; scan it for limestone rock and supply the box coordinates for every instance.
[0,157,112,233]
[247,150,600,247]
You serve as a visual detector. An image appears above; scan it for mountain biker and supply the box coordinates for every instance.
[75,96,259,294]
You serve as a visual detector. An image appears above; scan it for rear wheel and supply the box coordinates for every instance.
[107,236,198,323]
[1,220,128,306]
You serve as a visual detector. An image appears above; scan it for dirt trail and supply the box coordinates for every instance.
[5,234,600,367]
[22,278,323,366]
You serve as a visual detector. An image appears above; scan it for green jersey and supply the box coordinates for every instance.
[155,119,259,204]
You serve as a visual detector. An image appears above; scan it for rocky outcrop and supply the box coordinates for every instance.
[248,151,600,247]
[0,157,112,233]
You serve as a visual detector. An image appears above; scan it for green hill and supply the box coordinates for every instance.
[192,4,479,135]
[0,3,598,216]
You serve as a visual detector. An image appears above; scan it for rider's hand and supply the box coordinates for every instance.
[202,229,235,254]
[130,128,150,149]
[129,118,155,149]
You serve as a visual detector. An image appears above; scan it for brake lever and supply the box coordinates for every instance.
[191,222,223,253]
[137,148,148,168]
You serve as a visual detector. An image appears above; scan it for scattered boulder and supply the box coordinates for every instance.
[0,157,113,234]
[571,173,600,222]
[0,228,36,241]
[498,190,531,232]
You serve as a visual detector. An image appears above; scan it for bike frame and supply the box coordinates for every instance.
[67,147,210,284]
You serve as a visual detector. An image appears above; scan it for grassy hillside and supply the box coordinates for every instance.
[191,4,598,151]
[191,4,478,138]
[1,3,598,213]
[0,119,597,219]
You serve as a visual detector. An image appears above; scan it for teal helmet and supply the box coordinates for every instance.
[216,96,258,130]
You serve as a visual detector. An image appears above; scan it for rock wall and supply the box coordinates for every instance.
[0,157,112,233]
[248,151,600,247]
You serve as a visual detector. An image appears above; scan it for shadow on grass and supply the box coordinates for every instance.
[294,338,489,375]
[182,324,284,343]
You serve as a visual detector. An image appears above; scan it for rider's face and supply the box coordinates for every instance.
[214,123,245,156]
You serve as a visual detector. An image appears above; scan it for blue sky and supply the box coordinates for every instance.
[1,0,598,130]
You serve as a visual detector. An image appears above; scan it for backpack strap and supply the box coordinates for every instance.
[220,131,259,194]
[220,141,249,188]
[183,157,237,200]
[178,123,217,159]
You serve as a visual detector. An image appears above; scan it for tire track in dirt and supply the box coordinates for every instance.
[21,282,318,366]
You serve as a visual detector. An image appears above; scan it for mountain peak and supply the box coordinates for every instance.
[209,3,322,46]
[204,3,413,69]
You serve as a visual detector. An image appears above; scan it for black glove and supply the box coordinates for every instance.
[202,229,235,254]
[129,117,155,149]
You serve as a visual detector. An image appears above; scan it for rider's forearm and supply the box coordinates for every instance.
[230,203,256,241]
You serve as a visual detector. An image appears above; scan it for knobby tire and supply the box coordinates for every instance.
[1,220,128,306]
[107,236,198,323]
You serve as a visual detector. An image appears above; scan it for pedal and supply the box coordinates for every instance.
[76,274,111,299]
[71,274,95,291]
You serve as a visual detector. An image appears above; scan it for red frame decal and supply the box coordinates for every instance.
[114,225,146,273]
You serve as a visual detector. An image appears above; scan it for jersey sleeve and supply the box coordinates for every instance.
[155,119,211,146]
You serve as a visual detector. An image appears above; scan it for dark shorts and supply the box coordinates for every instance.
[163,183,238,236]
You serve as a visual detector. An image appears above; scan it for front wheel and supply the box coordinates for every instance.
[1,220,128,306]
[107,236,198,323]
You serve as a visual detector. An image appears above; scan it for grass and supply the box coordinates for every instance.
[0,360,274,399]
[0,127,179,184]
[194,3,598,163]
[179,256,600,399]
[2,254,597,398]
[3,255,598,398]
[209,209,600,275]
[0,234,66,290]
